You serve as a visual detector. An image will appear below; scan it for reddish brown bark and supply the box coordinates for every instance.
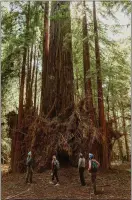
[75,64,80,104]
[18,48,27,128]
[112,107,124,161]
[121,105,129,161]
[13,2,30,172]
[93,1,108,169]
[26,47,30,105]
[40,2,49,115]
[82,1,95,124]
[42,2,74,118]
[26,44,33,110]
[34,52,39,110]
[31,46,36,102]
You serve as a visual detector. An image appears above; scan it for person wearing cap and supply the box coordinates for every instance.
[78,153,86,186]
[26,151,33,184]
[88,153,100,194]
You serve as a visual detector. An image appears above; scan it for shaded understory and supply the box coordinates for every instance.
[2,162,131,200]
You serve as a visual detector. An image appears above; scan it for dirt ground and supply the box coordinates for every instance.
[1,162,131,200]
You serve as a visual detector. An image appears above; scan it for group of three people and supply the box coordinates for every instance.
[26,151,100,194]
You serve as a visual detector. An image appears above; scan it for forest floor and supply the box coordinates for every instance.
[2,162,131,200]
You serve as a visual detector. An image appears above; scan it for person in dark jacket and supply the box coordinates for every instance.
[88,153,100,194]
[78,153,86,186]
[49,155,60,186]
[26,151,33,184]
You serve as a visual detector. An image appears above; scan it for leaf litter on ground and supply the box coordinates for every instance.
[1,162,131,200]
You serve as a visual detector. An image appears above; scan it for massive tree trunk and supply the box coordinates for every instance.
[82,1,95,125]
[40,2,49,115]
[93,1,108,169]
[42,2,74,118]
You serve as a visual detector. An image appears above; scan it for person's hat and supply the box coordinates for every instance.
[89,153,94,159]
[28,151,32,156]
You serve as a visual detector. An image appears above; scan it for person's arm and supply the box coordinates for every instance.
[88,160,91,171]
[95,160,100,168]
[78,158,81,168]
[51,160,54,171]
[84,158,86,168]
[26,156,31,166]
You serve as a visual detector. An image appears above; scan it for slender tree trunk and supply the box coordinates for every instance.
[13,48,27,172]
[26,44,33,110]
[112,107,124,162]
[13,2,30,172]
[26,47,30,106]
[75,63,80,104]
[93,1,108,169]
[31,45,36,103]
[18,48,27,127]
[40,2,49,115]
[121,105,129,161]
[106,81,110,122]
[82,1,95,124]
[34,52,39,110]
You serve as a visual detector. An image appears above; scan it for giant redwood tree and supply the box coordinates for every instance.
[2,1,130,173]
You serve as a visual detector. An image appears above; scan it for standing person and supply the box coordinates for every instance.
[50,155,60,186]
[26,151,34,184]
[78,153,86,186]
[88,153,100,194]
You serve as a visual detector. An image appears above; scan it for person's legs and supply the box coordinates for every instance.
[91,172,96,194]
[79,167,85,186]
[79,168,82,184]
[29,168,33,183]
[26,167,29,183]
[81,168,86,185]
[54,169,59,183]
[52,170,55,181]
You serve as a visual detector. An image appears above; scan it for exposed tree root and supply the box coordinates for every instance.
[7,100,122,173]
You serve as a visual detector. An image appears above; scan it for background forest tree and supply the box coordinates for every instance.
[1,1,131,172]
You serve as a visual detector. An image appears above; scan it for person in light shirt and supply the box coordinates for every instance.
[78,153,86,186]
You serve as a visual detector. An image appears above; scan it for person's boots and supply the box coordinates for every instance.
[93,182,96,194]
[30,177,32,183]
[30,173,33,183]
[25,178,28,183]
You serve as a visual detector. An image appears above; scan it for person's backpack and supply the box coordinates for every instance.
[91,160,98,172]
[53,160,60,170]
[79,158,85,168]
[56,160,60,169]
[26,156,33,167]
